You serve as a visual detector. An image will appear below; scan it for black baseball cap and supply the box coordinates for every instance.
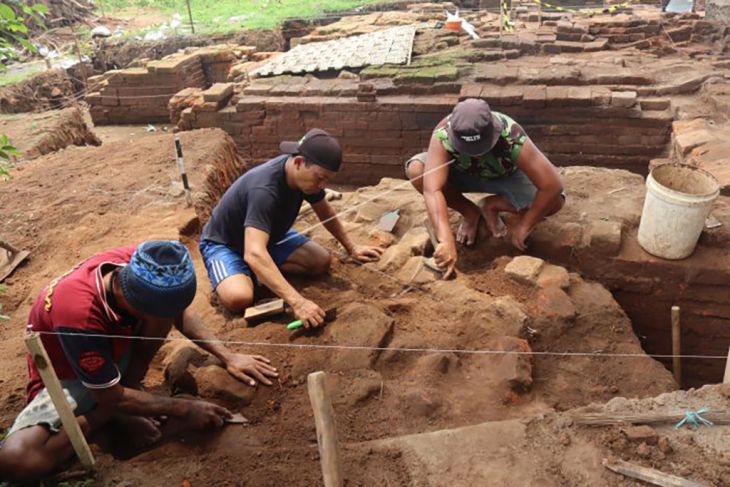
[447,98,503,156]
[280,128,342,172]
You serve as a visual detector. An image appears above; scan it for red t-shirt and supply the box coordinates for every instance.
[25,245,139,402]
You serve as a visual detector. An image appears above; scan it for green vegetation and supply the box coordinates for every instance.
[0,2,47,66]
[99,0,388,32]
[0,64,44,85]
[361,47,475,81]
[1,2,44,176]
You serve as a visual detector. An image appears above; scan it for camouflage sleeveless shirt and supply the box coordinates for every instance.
[434,112,528,180]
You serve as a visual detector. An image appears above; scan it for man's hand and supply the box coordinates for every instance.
[226,353,278,387]
[434,241,457,280]
[348,244,383,263]
[291,297,325,328]
[185,399,231,430]
[508,220,532,251]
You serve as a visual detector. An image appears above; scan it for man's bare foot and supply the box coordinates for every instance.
[479,198,508,238]
[456,206,482,246]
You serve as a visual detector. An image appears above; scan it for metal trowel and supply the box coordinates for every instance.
[377,209,400,232]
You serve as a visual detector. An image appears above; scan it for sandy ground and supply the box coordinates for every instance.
[1,123,726,485]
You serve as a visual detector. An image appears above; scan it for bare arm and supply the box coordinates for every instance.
[311,199,383,262]
[515,139,563,230]
[311,198,355,253]
[175,308,278,386]
[175,308,232,364]
[244,226,324,327]
[92,383,192,418]
[422,134,459,277]
[423,134,455,247]
[244,226,304,305]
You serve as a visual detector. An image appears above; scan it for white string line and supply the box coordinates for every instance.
[276,156,451,246]
[29,330,728,360]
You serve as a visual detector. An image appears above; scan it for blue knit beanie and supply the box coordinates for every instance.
[119,240,197,317]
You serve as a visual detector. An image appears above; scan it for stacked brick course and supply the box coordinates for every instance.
[182,89,671,185]
[87,46,243,125]
[88,53,206,124]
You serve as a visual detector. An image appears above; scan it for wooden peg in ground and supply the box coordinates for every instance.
[603,458,708,487]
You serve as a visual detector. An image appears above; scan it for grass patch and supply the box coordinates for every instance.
[99,0,390,32]
[0,65,45,86]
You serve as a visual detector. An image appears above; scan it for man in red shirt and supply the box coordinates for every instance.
[0,240,277,482]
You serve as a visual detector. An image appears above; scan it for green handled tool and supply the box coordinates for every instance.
[287,320,304,330]
[287,308,337,331]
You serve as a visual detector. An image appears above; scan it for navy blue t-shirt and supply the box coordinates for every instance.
[201,155,325,254]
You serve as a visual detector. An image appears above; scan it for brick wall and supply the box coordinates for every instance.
[87,47,243,125]
[182,90,671,185]
[88,54,206,124]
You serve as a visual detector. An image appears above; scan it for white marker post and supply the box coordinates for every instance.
[174,135,193,207]
[25,333,95,471]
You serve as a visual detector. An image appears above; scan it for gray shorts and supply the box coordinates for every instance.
[4,353,130,440]
[5,380,96,438]
[405,152,539,211]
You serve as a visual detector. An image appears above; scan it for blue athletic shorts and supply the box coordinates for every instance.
[199,229,309,289]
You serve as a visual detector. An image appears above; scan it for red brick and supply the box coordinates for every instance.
[523,85,546,108]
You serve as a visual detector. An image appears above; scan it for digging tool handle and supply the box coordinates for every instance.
[288,309,337,331]
[25,333,96,470]
[307,372,344,487]
[287,320,304,331]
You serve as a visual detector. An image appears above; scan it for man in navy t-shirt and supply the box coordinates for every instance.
[200,128,382,326]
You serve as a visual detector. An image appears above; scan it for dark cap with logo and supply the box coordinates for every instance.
[447,98,503,156]
[280,128,342,172]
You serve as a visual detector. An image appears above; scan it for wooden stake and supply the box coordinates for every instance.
[307,371,343,487]
[25,333,95,470]
[723,345,730,384]
[499,1,504,40]
[571,410,730,427]
[603,458,708,487]
[185,0,195,34]
[174,136,193,207]
[671,306,681,387]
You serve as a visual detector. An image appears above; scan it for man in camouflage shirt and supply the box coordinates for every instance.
[405,98,564,278]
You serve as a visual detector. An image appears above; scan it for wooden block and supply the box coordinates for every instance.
[243,298,285,321]
[602,458,707,487]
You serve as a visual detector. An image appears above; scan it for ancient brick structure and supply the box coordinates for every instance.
[87,46,247,125]
[182,91,671,185]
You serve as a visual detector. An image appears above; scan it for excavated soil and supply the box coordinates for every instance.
[2,126,724,485]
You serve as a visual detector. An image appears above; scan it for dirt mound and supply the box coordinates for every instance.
[25,107,101,158]
[0,69,75,114]
[0,150,696,485]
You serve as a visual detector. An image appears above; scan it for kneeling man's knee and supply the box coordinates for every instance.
[312,249,331,275]
[0,441,51,481]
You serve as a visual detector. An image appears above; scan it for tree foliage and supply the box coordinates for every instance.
[0,1,47,68]
[0,2,46,172]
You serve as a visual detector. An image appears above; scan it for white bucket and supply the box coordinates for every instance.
[638,163,720,260]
